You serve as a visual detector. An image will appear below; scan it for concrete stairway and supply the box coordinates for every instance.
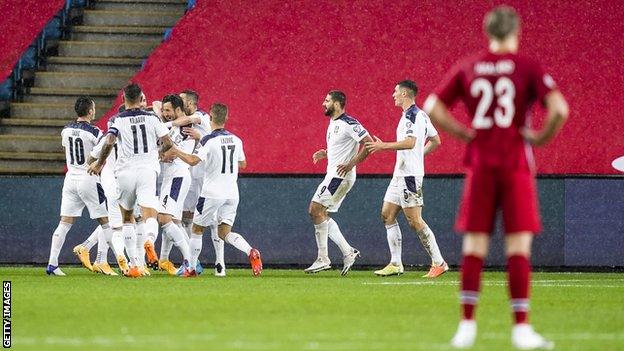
[0,0,186,174]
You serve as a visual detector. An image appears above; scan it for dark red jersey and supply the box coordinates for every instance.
[434,51,556,171]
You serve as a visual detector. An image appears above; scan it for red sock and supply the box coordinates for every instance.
[460,255,483,320]
[507,255,531,324]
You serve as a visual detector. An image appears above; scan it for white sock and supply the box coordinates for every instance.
[48,221,72,266]
[179,222,190,244]
[182,219,193,239]
[109,228,125,258]
[97,224,111,264]
[211,224,224,266]
[81,226,100,250]
[224,232,252,256]
[189,233,203,268]
[122,224,139,267]
[313,220,329,259]
[328,218,352,256]
[160,233,173,261]
[144,218,158,245]
[386,222,402,266]
[135,223,146,266]
[416,225,444,265]
[162,221,191,262]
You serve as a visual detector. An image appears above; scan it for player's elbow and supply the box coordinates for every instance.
[105,134,116,145]
[547,91,569,123]
[239,160,247,169]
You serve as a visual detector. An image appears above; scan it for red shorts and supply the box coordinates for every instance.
[455,167,541,234]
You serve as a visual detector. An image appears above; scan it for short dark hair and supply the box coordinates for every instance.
[123,83,142,104]
[328,90,346,108]
[180,89,199,104]
[484,6,520,41]
[74,96,94,117]
[210,103,228,125]
[397,80,418,98]
[162,94,184,111]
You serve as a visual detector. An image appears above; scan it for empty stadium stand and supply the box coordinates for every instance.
[0,0,188,174]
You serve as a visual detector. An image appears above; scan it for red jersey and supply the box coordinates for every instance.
[434,51,556,171]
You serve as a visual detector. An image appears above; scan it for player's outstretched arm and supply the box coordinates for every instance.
[239,160,247,169]
[424,135,441,156]
[521,91,569,146]
[88,133,115,175]
[312,149,327,164]
[365,135,415,153]
[337,135,373,176]
[424,96,475,142]
[170,146,201,166]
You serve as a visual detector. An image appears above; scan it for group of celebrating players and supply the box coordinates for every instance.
[44,6,568,350]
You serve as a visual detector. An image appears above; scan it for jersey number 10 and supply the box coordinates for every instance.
[131,124,148,154]
[68,137,85,165]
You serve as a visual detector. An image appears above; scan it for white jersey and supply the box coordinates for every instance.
[195,129,245,199]
[108,108,169,174]
[393,104,438,177]
[91,116,119,181]
[61,121,103,177]
[326,113,369,180]
[161,124,195,178]
[189,109,211,179]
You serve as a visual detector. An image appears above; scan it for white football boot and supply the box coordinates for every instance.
[512,324,554,350]
[450,320,477,349]
[304,257,331,273]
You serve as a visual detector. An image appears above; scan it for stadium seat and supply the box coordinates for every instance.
[0,78,12,101]
[163,28,173,41]
[186,0,196,12]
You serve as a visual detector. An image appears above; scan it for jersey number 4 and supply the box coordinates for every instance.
[131,124,148,154]
[68,137,85,165]
[221,145,235,173]
[470,77,515,129]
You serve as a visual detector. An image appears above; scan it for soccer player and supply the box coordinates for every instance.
[46,96,115,276]
[180,90,227,277]
[156,94,197,275]
[171,103,263,277]
[365,80,447,278]
[423,6,568,349]
[305,90,373,276]
[88,83,192,278]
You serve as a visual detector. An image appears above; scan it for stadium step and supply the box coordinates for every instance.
[10,102,108,119]
[70,25,167,42]
[83,9,183,27]
[33,71,133,90]
[92,1,187,14]
[0,151,65,174]
[0,135,62,153]
[2,0,188,173]
[58,40,158,58]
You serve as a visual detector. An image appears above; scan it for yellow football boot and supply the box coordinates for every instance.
[92,262,118,276]
[72,245,93,271]
[374,263,404,276]
[158,260,177,275]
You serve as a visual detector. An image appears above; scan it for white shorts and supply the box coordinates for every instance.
[383,176,424,208]
[115,168,159,211]
[100,174,122,228]
[311,175,354,213]
[60,175,108,219]
[194,197,238,227]
[159,174,191,220]
[183,176,203,212]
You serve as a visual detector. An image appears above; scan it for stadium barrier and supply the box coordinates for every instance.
[1,175,622,268]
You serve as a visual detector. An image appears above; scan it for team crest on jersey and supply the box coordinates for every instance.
[353,125,362,133]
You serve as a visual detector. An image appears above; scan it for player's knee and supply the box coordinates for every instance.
[407,216,425,231]
[308,203,323,221]
[380,211,395,225]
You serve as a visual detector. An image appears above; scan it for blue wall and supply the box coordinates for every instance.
[0,176,622,267]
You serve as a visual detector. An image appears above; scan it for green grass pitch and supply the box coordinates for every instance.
[2,267,623,351]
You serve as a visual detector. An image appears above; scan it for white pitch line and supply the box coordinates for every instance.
[362,279,624,288]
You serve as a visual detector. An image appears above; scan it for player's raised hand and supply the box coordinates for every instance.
[151,101,163,117]
[365,135,385,153]
[87,162,103,176]
[312,149,327,164]
[182,127,201,140]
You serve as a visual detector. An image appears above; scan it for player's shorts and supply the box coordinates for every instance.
[100,174,122,228]
[115,168,159,211]
[311,175,354,213]
[455,167,541,234]
[159,174,191,220]
[383,176,424,208]
[183,176,203,212]
[193,197,238,227]
[60,175,108,219]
